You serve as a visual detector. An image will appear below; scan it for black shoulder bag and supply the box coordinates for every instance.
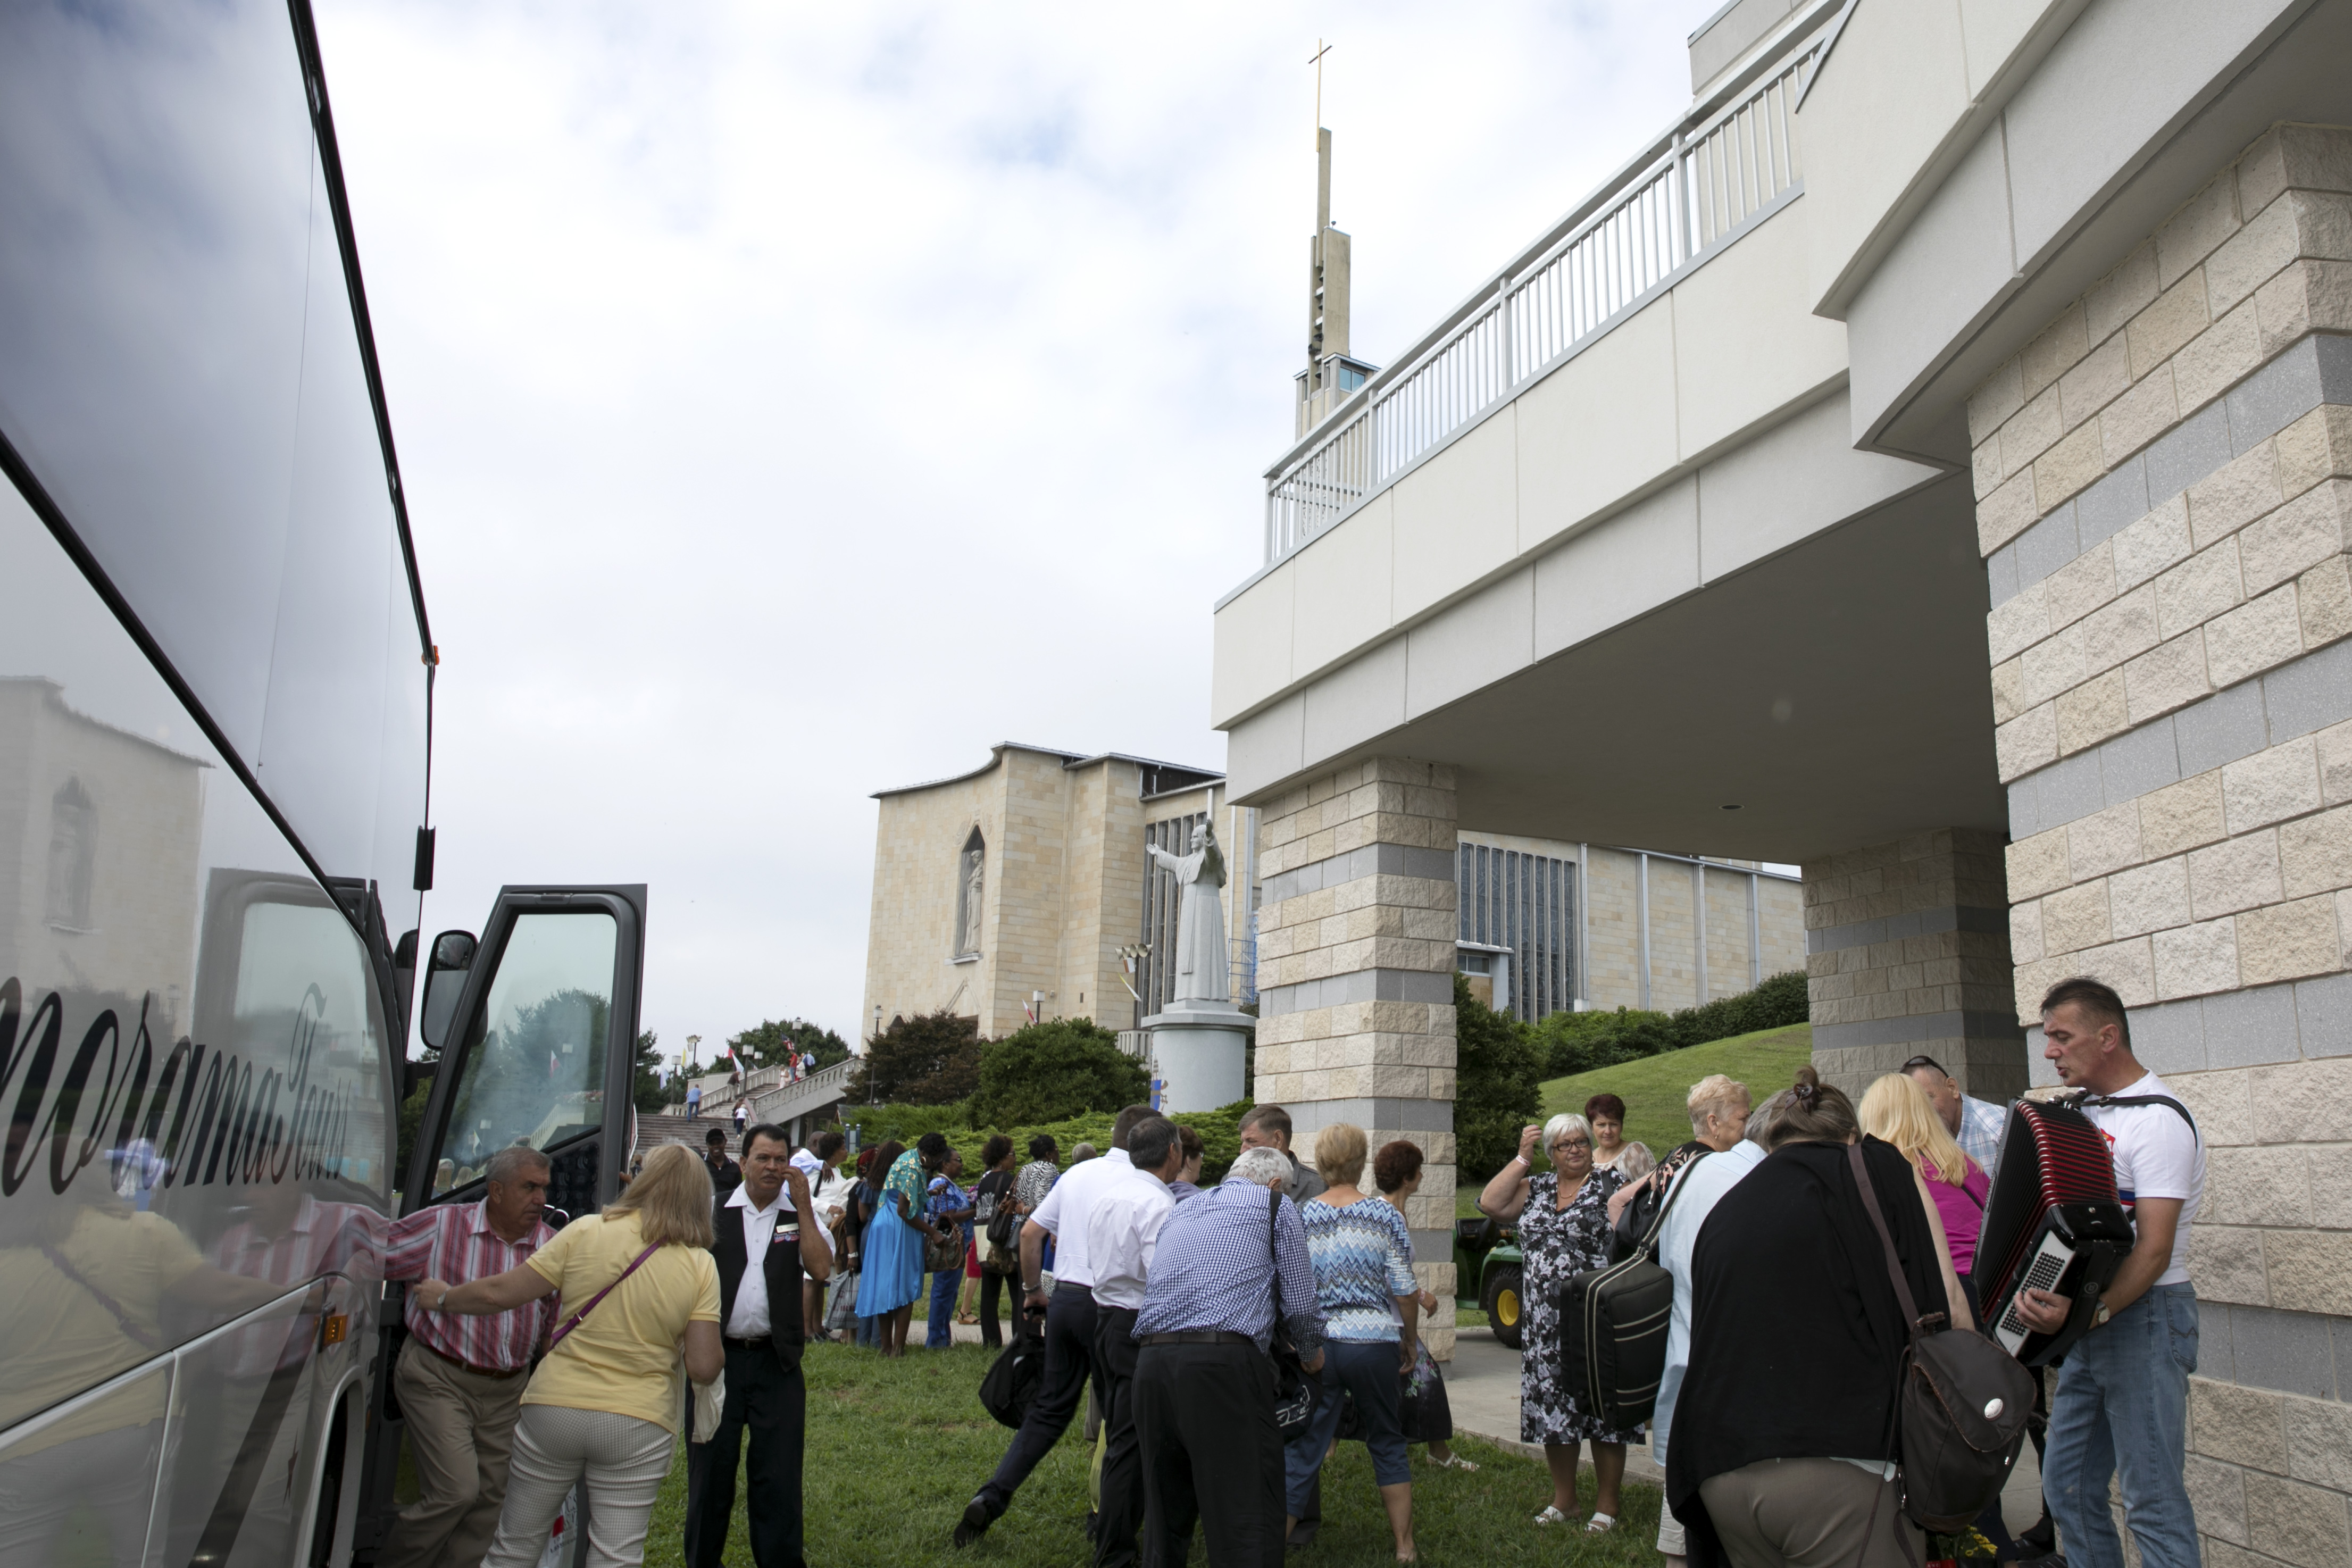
[1846,1142,2034,1534]
[1266,1187,1321,1441]
[1561,1158,1702,1429]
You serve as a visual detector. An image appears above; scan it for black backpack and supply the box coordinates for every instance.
[1558,1158,1705,1429]
[1846,1142,2035,1533]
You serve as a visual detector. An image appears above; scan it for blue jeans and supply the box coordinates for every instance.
[1282,1340,1410,1514]
[2042,1282,2199,1568]
[927,1265,960,1347]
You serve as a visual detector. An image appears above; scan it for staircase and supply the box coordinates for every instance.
[637,1060,857,1153]
[634,1111,720,1152]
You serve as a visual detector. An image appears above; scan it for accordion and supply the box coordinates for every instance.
[1974,1100,2136,1365]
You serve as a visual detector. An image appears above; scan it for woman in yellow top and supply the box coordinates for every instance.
[418,1142,724,1568]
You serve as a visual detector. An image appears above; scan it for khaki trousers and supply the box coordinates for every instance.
[380,1339,528,1568]
[1699,1458,1923,1568]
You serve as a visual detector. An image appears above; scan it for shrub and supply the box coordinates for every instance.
[838,1098,1255,1184]
[1529,970,1811,1076]
[969,1018,1150,1126]
[850,1011,980,1104]
[1454,974,1545,1183]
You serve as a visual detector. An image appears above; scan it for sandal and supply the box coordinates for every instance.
[1586,1512,1617,1534]
[1427,1453,1480,1471]
[1534,1506,1571,1527]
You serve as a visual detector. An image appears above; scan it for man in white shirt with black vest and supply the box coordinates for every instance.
[2014,977,2205,1568]
[1083,1116,1182,1568]
[953,1104,1159,1549]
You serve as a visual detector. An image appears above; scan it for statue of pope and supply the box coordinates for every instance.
[1147,819,1230,1006]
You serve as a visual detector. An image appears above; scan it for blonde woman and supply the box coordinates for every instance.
[418,1144,723,1567]
[1859,1072,1989,1317]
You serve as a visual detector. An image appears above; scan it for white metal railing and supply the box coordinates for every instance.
[1264,46,1814,564]
[748,1058,857,1124]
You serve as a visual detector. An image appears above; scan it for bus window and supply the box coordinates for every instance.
[430,913,618,1200]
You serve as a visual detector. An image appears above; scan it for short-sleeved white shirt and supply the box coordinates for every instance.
[2080,1070,2204,1287]
[1029,1148,1133,1289]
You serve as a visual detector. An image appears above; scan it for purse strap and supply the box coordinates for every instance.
[1633,1148,1712,1253]
[548,1238,662,1349]
[1265,1186,1285,1327]
[1846,1142,1937,1340]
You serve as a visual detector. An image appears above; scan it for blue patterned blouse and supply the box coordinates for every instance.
[1298,1195,1419,1342]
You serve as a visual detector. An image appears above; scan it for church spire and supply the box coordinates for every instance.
[1297,43,1367,438]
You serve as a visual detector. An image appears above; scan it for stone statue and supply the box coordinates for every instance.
[1147,819,1229,1005]
[960,845,985,956]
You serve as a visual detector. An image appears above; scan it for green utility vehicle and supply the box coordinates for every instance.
[1455,1217,1526,1350]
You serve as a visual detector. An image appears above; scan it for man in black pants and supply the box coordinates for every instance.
[1084,1117,1183,1568]
[685,1125,832,1568]
[1130,1143,1324,1565]
[954,1105,1159,1548]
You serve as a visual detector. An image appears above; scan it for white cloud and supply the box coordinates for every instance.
[313,0,1716,1054]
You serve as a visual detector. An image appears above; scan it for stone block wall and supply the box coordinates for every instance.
[1804,829,2026,1099]
[1967,124,2352,1567]
[1254,756,1459,1358]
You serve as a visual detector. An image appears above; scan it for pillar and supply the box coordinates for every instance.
[1253,758,1459,1358]
[1967,125,2352,1559]
[1804,828,2026,1102]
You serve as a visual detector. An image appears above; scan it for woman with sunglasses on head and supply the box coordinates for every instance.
[1478,1113,1638,1534]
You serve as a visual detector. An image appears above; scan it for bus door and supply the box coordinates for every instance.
[353,885,646,1563]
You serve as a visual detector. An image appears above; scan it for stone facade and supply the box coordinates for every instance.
[1967,126,2352,1568]
[1805,829,2026,1100]
[1254,756,1459,1360]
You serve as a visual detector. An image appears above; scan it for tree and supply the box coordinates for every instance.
[728,1017,852,1072]
[970,1018,1150,1126]
[1454,973,1545,1182]
[851,1011,980,1104]
[632,1029,670,1114]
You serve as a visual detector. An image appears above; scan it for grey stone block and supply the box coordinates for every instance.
[2203,1301,2237,1384]
[2176,681,2268,778]
[2261,637,2352,745]
[2017,503,2082,588]
[2204,983,2303,1069]
[2077,456,2150,547]
[2294,971,2352,1059]
[2146,401,2234,505]
[2314,333,2352,404]
[2040,749,2107,827]
[2336,1317,2352,1402]
[2026,1025,2056,1086]
[2132,997,2207,1074]
[2230,1305,2341,1401]
[2010,775,2041,839]
[2226,335,2327,453]
[2101,716,2182,803]
[1988,543,2021,608]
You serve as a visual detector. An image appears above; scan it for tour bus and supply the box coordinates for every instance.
[0,3,646,1563]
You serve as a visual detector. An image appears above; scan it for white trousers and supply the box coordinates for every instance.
[481,1404,674,1568]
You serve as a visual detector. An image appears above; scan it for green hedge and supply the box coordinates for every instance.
[837,1099,1255,1183]
[1529,970,1809,1077]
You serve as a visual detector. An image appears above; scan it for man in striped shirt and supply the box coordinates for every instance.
[380,1145,557,1568]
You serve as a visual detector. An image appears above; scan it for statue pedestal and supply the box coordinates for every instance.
[1139,1003,1253,1114]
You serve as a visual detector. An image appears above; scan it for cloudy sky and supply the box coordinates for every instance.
[313,0,1723,1062]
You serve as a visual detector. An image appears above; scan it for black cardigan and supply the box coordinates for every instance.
[1664,1137,1950,1567]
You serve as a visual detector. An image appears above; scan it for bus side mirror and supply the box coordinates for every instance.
[418,929,478,1053]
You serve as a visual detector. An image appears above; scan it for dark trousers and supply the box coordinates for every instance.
[1135,1340,1283,1568]
[684,1340,806,1568]
[1092,1306,1144,1568]
[978,1282,1098,1516]
[980,1266,1010,1349]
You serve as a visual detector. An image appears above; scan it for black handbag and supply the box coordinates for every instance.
[1265,1187,1320,1441]
[1846,1142,2034,1534]
[978,1332,1043,1430]
[1609,1147,1708,1264]
[1559,1158,1705,1429]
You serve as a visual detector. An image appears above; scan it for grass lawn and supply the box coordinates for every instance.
[639,1341,1663,1566]
[1457,1023,1814,1218]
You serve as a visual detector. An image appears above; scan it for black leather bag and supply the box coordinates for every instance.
[1265,1187,1320,1441]
[1609,1147,1708,1264]
[1846,1143,2035,1533]
[1559,1160,1702,1429]
[979,1332,1043,1430]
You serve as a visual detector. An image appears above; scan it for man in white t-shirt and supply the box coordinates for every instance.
[2014,977,2205,1568]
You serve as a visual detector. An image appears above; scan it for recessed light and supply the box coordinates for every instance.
[1721,804,1741,811]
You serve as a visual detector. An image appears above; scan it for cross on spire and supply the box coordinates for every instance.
[1309,39,1332,131]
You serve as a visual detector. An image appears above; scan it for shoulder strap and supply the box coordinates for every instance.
[1636,1149,1711,1250]
[1266,1186,1285,1321]
[1845,1143,1930,1341]
[2081,1093,2199,1142]
[548,1238,662,1349]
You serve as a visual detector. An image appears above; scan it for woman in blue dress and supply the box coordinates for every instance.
[857,1138,939,1358]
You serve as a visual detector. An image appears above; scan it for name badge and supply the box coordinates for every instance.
[775,1225,798,1244]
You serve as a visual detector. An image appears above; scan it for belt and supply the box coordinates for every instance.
[419,1339,529,1380]
[724,1335,772,1348]
[1140,1331,1256,1347]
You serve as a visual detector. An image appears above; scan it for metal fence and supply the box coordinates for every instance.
[1265,48,1813,563]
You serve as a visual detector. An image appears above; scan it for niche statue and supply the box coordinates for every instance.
[1147,819,1229,1005]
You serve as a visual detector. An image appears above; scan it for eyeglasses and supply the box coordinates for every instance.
[1550,1138,1591,1152]
[1900,1055,1948,1075]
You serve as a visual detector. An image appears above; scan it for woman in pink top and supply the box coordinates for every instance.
[1859,1073,1990,1312]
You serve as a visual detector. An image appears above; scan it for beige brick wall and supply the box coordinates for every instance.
[1967,124,2352,1568]
[1255,757,1460,1358]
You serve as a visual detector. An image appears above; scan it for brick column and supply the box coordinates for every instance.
[1966,126,2352,1563]
[1254,758,1459,1358]
[1804,829,2028,1102]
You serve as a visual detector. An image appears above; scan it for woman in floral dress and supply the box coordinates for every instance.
[1477,1113,1637,1533]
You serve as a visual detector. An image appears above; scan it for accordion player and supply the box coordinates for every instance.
[1972,1099,2136,1365]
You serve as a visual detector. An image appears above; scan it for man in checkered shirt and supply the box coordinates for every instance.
[379,1145,558,1568]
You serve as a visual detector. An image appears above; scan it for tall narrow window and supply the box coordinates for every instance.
[955,829,985,958]
[46,776,95,930]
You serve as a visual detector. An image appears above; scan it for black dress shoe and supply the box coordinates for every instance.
[952,1497,993,1548]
